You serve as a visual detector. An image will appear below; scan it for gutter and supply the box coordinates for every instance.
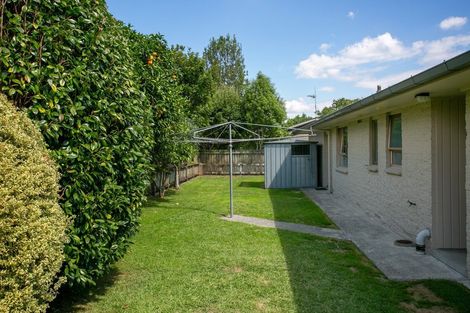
[307,50,470,129]
[288,118,318,132]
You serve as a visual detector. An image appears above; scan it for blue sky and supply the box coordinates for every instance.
[107,0,470,117]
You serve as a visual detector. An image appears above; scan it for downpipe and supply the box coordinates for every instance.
[415,228,431,254]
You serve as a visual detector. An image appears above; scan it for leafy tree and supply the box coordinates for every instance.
[317,98,359,117]
[285,113,313,127]
[207,85,242,125]
[241,72,287,141]
[172,45,214,127]
[203,34,247,91]
[129,34,196,198]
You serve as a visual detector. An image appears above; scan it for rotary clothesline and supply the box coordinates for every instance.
[186,121,313,218]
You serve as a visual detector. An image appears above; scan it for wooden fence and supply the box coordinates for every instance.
[151,163,202,195]
[150,150,264,196]
[199,150,264,175]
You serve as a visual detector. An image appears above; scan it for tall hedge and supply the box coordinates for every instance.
[0,94,68,313]
[0,0,153,286]
[129,32,196,197]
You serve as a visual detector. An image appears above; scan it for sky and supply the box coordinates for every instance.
[107,0,470,117]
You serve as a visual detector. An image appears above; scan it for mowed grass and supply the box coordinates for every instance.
[154,175,334,227]
[232,176,334,227]
[51,176,470,313]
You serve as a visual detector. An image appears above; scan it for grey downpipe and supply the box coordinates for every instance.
[416,228,431,253]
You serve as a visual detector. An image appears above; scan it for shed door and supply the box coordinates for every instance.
[264,144,291,188]
[290,144,316,188]
[432,97,466,249]
[264,144,316,188]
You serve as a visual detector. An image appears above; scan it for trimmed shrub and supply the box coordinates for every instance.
[0,94,68,313]
[0,0,153,285]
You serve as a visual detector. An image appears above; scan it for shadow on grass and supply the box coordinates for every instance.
[144,190,178,206]
[49,267,121,313]
[268,187,325,313]
[238,181,264,189]
[267,184,470,313]
[267,186,403,312]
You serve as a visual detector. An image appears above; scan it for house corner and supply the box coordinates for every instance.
[466,90,470,278]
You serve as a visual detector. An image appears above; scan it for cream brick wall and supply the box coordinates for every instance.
[466,91,470,277]
[330,101,432,238]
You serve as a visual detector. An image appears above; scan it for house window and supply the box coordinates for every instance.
[370,119,378,166]
[388,114,402,166]
[292,144,310,156]
[337,127,348,167]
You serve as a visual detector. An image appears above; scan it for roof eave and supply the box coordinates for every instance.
[309,50,470,129]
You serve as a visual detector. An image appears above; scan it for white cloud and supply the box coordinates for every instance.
[295,33,417,79]
[342,33,415,60]
[440,16,467,30]
[285,98,314,116]
[319,43,331,52]
[319,86,335,92]
[355,69,421,90]
[295,32,470,90]
[418,34,470,64]
[347,11,355,19]
[285,98,332,117]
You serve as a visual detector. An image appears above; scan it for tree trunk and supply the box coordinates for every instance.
[158,172,167,198]
[175,165,180,189]
[151,172,158,196]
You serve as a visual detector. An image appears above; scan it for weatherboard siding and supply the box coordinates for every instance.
[466,91,470,277]
[432,98,466,250]
[330,102,432,238]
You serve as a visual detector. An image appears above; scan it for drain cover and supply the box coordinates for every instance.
[394,239,414,247]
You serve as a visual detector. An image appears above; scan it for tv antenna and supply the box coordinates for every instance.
[307,89,317,114]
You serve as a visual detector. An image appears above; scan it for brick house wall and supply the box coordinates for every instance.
[329,101,433,238]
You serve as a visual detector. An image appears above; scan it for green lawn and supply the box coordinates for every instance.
[51,176,470,313]
[230,176,334,227]
[154,175,334,227]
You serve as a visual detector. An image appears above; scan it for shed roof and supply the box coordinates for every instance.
[265,135,316,144]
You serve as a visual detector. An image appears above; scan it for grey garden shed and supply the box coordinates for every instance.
[264,138,318,189]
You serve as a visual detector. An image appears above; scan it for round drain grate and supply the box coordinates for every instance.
[394,239,414,247]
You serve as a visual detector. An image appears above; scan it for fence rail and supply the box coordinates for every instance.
[152,163,202,195]
[151,150,264,196]
[199,150,264,175]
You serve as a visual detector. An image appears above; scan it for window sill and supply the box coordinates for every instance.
[336,167,348,174]
[385,166,402,176]
[368,165,378,173]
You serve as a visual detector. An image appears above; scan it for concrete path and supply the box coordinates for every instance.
[302,188,470,287]
[221,215,347,240]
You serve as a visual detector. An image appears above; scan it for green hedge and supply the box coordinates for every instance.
[128,32,196,197]
[0,0,153,286]
[0,94,68,313]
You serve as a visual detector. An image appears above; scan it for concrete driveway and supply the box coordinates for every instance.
[302,188,470,288]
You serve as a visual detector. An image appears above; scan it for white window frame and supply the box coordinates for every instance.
[337,127,348,168]
[369,119,378,171]
[386,114,402,175]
